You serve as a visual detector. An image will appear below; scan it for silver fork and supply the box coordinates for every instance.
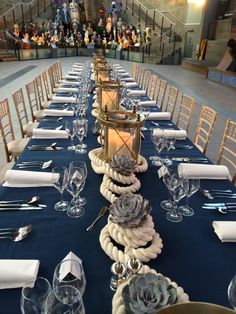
[17,160,52,169]
[203,191,236,199]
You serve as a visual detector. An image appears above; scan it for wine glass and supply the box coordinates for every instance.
[52,167,70,212]
[149,128,165,166]
[178,176,200,216]
[228,274,236,310]
[66,162,86,218]
[65,121,76,151]
[166,175,188,223]
[160,166,178,210]
[53,259,86,298]
[21,277,52,314]
[75,119,88,154]
[140,106,150,131]
[44,286,85,314]
[70,161,87,207]
[163,137,176,166]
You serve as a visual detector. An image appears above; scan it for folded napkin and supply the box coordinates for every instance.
[61,81,81,86]
[32,129,68,139]
[117,69,126,73]
[71,69,82,73]
[0,260,40,289]
[128,90,146,96]
[74,63,83,66]
[57,87,78,93]
[138,100,157,107]
[44,109,74,117]
[146,112,171,120]
[65,75,79,80]
[73,65,83,69]
[51,95,76,103]
[178,164,230,180]
[3,170,59,187]
[122,77,135,82]
[153,129,187,139]
[213,221,236,242]
[113,64,121,67]
[125,82,138,88]
[68,71,80,76]
[120,72,130,77]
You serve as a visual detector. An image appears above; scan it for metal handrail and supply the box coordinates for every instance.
[0,0,43,19]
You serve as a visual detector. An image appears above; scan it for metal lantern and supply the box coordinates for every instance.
[98,107,145,162]
[97,80,122,113]
[94,66,112,83]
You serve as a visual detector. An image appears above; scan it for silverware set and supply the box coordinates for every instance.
[42,117,63,123]
[151,121,173,127]
[28,142,63,151]
[16,160,53,170]
[0,225,32,241]
[172,157,208,163]
[200,188,236,199]
[0,196,46,211]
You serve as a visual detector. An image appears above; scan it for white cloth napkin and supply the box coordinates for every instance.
[71,69,82,73]
[65,74,79,80]
[61,80,81,86]
[32,129,68,139]
[138,100,157,107]
[3,170,59,187]
[120,72,130,77]
[146,112,171,120]
[117,69,126,73]
[128,90,146,96]
[178,164,230,179]
[51,95,76,103]
[57,87,78,93]
[74,63,83,66]
[213,221,236,242]
[153,128,187,139]
[67,71,80,76]
[0,260,40,289]
[44,109,74,116]
[122,77,135,82]
[125,82,138,88]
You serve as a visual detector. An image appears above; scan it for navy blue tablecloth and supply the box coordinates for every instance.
[0,91,236,314]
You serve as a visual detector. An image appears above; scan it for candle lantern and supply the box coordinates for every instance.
[98,108,144,162]
[94,66,112,83]
[97,80,122,113]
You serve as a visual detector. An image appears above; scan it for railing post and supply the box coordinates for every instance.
[21,4,25,25]
[153,11,156,30]
[127,47,130,61]
[126,0,128,11]
[29,4,33,22]
[169,23,172,43]
[3,16,7,29]
[132,0,134,15]
[160,42,164,64]
[172,34,176,55]
[138,4,141,21]
[142,46,144,63]
[160,16,164,49]
[12,9,16,24]
[37,0,40,17]
[35,43,38,59]
[145,10,147,27]
[44,0,46,11]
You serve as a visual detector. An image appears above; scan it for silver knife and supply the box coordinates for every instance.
[0,204,46,208]
[28,147,64,151]
[202,205,236,209]
[172,157,208,162]
[0,206,44,211]
[203,203,236,207]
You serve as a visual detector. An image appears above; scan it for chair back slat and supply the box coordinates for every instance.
[154,79,167,110]
[34,75,45,108]
[12,89,29,138]
[176,94,195,131]
[26,81,40,121]
[164,86,179,119]
[41,71,51,100]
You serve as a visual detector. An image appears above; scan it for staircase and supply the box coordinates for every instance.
[0,50,17,61]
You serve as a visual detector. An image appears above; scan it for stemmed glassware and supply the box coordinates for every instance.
[52,167,70,212]
[66,161,86,218]
[20,277,52,314]
[65,121,76,151]
[163,137,176,166]
[149,128,165,166]
[228,273,236,310]
[160,166,178,211]
[70,161,87,207]
[178,176,200,216]
[74,119,88,154]
[44,286,85,314]
[53,259,86,298]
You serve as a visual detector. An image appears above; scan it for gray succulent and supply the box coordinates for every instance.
[109,193,151,228]
[122,273,177,314]
[110,154,136,176]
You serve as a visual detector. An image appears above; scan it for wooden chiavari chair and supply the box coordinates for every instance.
[41,71,53,100]
[142,71,151,91]
[137,67,145,87]
[0,99,29,163]
[176,94,195,132]
[133,64,140,82]
[131,63,138,80]
[34,75,50,109]
[153,79,167,110]
[147,74,158,100]
[193,105,217,154]
[12,89,38,137]
[26,81,44,121]
[163,86,179,119]
[217,119,236,184]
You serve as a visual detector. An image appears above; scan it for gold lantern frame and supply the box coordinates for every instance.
[97,80,122,113]
[94,66,112,83]
[97,108,145,162]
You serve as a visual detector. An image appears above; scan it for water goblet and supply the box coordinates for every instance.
[21,277,52,314]
[65,121,76,151]
[44,286,85,314]
[140,107,150,131]
[149,128,165,166]
[178,176,200,216]
[52,167,70,212]
[160,166,178,210]
[75,119,88,154]
[70,161,87,207]
[53,259,86,298]
[228,273,236,310]
[66,163,86,218]
[163,137,175,166]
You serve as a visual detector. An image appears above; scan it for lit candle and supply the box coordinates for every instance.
[107,129,133,160]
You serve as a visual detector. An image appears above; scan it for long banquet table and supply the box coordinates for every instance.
[0,68,236,314]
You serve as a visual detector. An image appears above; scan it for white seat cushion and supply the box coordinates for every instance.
[7,138,29,157]
[0,162,14,186]
[23,122,39,136]
[33,110,44,121]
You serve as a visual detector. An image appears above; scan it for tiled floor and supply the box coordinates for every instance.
[0,57,235,170]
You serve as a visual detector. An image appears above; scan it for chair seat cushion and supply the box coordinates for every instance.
[194,143,204,153]
[33,110,44,120]
[7,138,29,157]
[23,122,39,136]
[0,162,14,186]
[42,100,51,108]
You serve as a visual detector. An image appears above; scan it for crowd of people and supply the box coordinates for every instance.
[10,0,153,50]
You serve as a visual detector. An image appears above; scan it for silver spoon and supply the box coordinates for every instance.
[0,231,30,242]
[0,225,32,235]
[0,196,40,204]
[217,207,236,214]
